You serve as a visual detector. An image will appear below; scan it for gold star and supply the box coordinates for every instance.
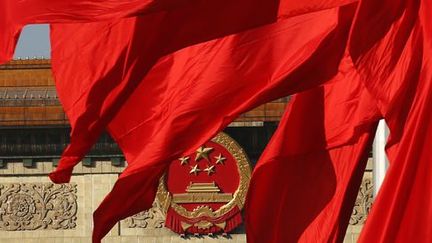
[189,164,201,176]
[204,165,216,175]
[214,154,226,165]
[195,146,213,161]
[179,156,190,165]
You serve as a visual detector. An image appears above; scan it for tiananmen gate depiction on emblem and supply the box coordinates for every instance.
[156,132,252,235]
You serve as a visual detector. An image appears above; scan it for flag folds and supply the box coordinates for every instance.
[0,0,355,63]
[2,0,432,242]
[246,57,381,243]
[1,0,182,63]
[47,2,357,241]
[349,0,432,242]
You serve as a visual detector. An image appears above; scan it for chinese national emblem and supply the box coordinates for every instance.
[156,132,251,235]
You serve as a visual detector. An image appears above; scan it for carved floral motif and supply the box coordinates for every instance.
[0,183,77,231]
[350,177,373,225]
[126,199,165,229]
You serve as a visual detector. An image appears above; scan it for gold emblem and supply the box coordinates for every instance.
[156,132,252,225]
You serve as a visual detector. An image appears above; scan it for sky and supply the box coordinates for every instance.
[14,25,51,58]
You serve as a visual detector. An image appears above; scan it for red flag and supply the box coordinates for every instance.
[48,3,357,241]
[98,6,361,242]
[245,56,381,243]
[349,0,432,242]
[48,0,282,183]
[48,0,357,183]
[0,0,356,63]
[0,0,189,63]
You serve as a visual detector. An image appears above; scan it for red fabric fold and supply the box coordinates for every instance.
[0,0,212,63]
[48,0,282,183]
[245,56,381,243]
[47,4,357,241]
[48,1,355,182]
[48,0,357,185]
[92,6,358,242]
[0,0,356,63]
[3,0,432,242]
[349,0,432,242]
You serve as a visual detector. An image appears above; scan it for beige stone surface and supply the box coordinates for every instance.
[0,163,369,243]
[0,235,247,243]
[0,161,126,176]
[0,174,120,239]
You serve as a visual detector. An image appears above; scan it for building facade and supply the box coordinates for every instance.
[0,60,372,242]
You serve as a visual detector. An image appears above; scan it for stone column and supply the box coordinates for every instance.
[373,119,389,197]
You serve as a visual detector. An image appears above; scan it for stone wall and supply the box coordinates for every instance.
[0,159,373,243]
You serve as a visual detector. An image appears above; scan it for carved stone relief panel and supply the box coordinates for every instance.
[350,176,373,225]
[125,199,165,229]
[0,183,77,231]
[125,176,375,230]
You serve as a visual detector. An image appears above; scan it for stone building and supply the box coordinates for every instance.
[0,60,373,242]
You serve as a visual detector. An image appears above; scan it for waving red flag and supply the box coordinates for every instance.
[246,56,381,243]
[97,6,357,240]
[0,0,356,63]
[349,0,432,242]
[48,0,357,183]
[0,0,194,63]
[48,0,281,184]
[48,3,357,241]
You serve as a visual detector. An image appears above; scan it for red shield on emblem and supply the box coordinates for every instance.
[156,132,251,235]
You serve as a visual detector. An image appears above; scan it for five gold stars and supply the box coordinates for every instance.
[179,156,190,165]
[214,154,226,165]
[180,146,227,176]
[195,146,213,161]
[189,164,201,175]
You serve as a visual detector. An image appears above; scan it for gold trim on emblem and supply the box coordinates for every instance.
[156,132,252,219]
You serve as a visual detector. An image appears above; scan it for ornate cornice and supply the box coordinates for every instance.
[0,59,51,70]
